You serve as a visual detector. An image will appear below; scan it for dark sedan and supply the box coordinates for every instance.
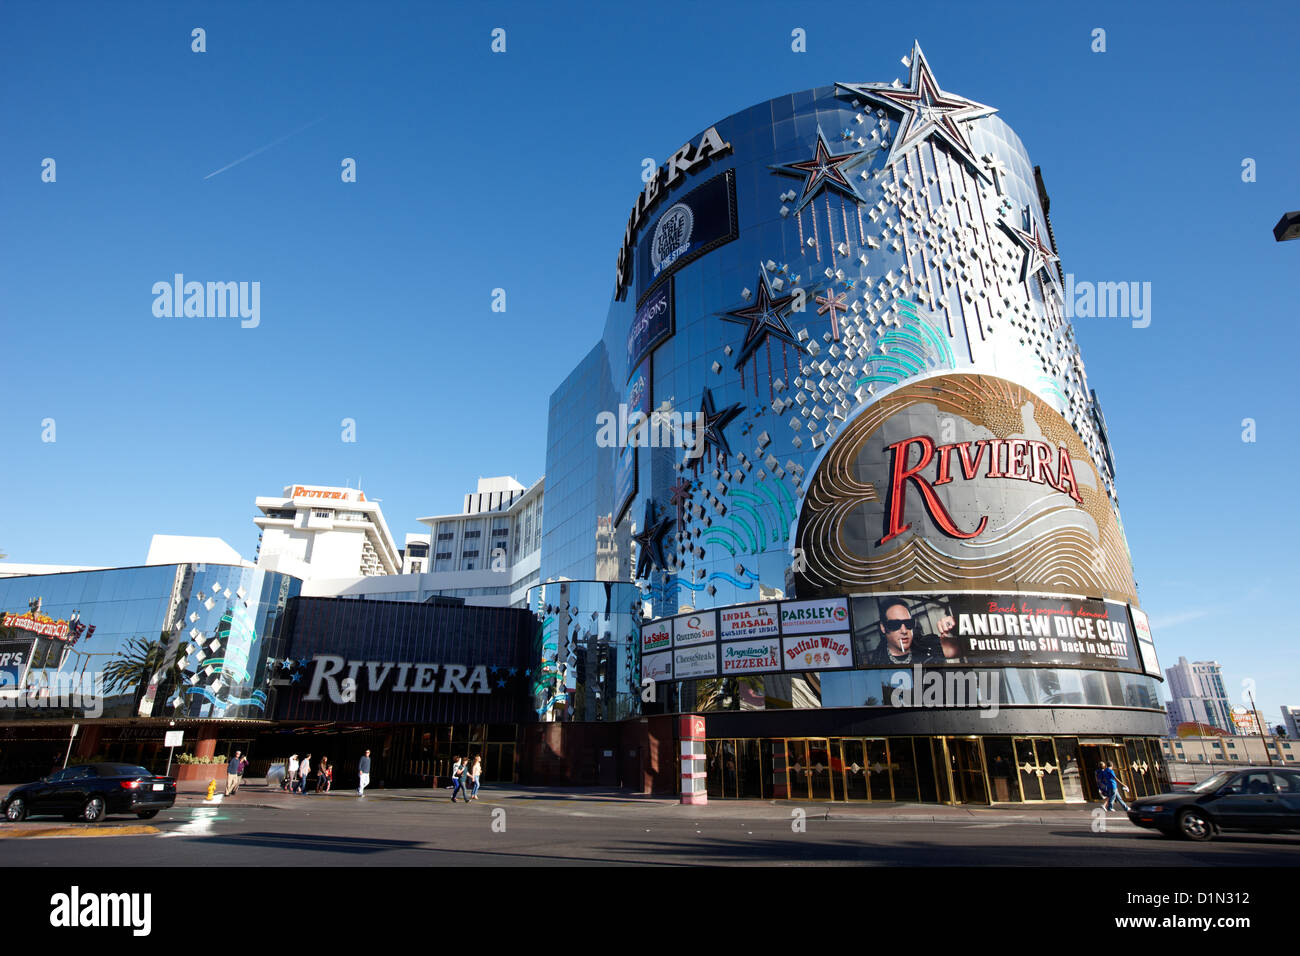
[1127,767,1300,841]
[2,763,176,823]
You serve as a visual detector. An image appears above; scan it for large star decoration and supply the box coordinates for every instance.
[722,270,799,368]
[770,128,868,210]
[1000,212,1059,287]
[837,42,996,179]
[697,387,743,460]
[633,500,674,581]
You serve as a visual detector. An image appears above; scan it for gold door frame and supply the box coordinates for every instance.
[1013,736,1062,801]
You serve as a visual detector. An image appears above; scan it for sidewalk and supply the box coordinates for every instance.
[191,782,1135,825]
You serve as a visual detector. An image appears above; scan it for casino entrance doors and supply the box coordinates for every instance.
[703,736,991,804]
[702,735,1165,804]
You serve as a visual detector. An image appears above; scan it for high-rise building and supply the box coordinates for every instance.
[1281,705,1300,739]
[536,42,1169,802]
[1165,657,1234,734]
[254,484,400,579]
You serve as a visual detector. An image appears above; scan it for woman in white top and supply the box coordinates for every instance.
[466,756,483,801]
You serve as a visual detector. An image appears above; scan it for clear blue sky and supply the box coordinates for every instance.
[2,1,1297,719]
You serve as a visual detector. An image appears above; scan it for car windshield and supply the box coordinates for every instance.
[1190,772,1235,793]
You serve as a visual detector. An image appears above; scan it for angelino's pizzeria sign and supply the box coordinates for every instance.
[780,598,849,634]
[721,639,781,674]
[719,603,779,640]
[304,655,491,704]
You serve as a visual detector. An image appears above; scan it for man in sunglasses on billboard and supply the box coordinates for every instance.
[867,597,954,666]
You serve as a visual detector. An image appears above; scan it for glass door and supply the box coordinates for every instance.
[866,739,893,801]
[1014,737,1063,801]
[841,738,869,801]
[807,738,833,801]
[1125,738,1157,798]
[785,739,810,800]
[946,737,990,805]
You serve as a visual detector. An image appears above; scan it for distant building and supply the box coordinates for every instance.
[1165,657,1234,735]
[254,484,400,578]
[1281,705,1300,739]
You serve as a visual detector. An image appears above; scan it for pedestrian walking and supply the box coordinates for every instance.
[1094,762,1109,804]
[298,754,312,794]
[464,755,482,801]
[318,757,333,793]
[1101,762,1131,812]
[357,750,371,797]
[237,752,249,789]
[286,754,300,793]
[225,750,244,796]
[449,756,466,802]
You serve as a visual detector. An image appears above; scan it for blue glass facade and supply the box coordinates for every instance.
[540,46,1167,763]
[0,564,300,721]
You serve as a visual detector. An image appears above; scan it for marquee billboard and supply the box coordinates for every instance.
[794,373,1138,603]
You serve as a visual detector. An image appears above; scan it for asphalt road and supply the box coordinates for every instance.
[3,788,1299,866]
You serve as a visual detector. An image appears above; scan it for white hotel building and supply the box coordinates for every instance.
[257,477,544,609]
[254,484,402,579]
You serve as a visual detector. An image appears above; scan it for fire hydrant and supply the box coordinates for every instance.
[206,779,217,801]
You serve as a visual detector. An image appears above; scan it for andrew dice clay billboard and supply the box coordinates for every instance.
[851,592,1138,672]
[793,373,1140,606]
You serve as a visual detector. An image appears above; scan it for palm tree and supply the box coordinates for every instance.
[102,633,187,715]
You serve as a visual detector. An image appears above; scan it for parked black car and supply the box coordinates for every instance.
[2,763,176,823]
[1127,767,1300,841]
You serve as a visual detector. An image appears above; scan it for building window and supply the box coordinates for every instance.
[465,530,481,539]
[463,550,479,558]
[436,552,452,560]
[437,532,454,541]
[313,510,332,518]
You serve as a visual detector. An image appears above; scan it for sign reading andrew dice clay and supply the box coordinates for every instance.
[673,644,718,679]
[850,593,1138,671]
[641,621,671,655]
[720,639,781,674]
[782,633,853,671]
[719,603,780,640]
[794,374,1138,604]
[673,611,717,648]
[780,598,850,634]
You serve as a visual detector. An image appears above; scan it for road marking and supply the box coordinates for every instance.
[0,825,159,839]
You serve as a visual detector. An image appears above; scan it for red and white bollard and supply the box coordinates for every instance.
[679,715,707,805]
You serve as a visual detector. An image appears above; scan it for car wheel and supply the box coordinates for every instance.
[1178,808,1214,842]
[137,809,160,819]
[4,799,26,822]
[82,796,106,823]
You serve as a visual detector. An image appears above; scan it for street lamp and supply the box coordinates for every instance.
[1274,211,1300,242]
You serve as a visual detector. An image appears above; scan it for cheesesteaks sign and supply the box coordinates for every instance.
[304,655,492,704]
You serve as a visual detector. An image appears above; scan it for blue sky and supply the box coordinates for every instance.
[1,1,1297,719]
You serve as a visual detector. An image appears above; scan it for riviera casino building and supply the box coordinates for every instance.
[0,46,1169,806]
[540,43,1169,804]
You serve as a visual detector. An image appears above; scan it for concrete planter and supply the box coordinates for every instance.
[174,764,227,790]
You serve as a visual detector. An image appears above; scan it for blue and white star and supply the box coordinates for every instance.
[837,42,996,179]
[770,128,869,211]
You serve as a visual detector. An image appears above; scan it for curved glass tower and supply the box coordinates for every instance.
[541,45,1166,802]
